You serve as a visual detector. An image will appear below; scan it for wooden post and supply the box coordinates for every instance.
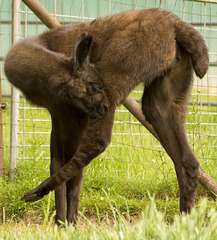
[21,0,217,196]
[22,0,61,29]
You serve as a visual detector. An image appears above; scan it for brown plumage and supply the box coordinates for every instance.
[5,8,209,224]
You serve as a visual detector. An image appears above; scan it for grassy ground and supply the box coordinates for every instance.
[1,199,217,239]
[0,91,217,239]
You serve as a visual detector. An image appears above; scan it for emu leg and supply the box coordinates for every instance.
[50,117,66,223]
[142,71,199,212]
[151,117,199,212]
[66,169,84,224]
[22,106,115,203]
[124,96,217,197]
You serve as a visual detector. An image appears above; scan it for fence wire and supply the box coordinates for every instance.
[0,0,216,179]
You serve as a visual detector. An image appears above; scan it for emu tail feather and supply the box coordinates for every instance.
[174,19,209,78]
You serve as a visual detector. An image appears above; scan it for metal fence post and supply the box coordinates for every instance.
[0,69,4,176]
[9,0,21,181]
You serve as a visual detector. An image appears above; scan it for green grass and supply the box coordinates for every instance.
[1,198,217,239]
[0,92,217,238]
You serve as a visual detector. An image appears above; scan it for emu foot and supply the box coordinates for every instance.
[88,97,110,119]
[21,188,44,202]
[64,81,110,119]
[21,179,50,202]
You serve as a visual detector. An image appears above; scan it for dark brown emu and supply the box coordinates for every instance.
[5,8,209,224]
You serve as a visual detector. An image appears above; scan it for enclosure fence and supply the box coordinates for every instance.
[0,0,216,182]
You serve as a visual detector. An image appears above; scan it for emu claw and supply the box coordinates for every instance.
[21,193,42,202]
[87,84,102,96]
[89,102,110,119]
[21,188,44,202]
[88,91,110,119]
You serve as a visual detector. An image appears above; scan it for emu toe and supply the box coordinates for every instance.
[21,189,44,202]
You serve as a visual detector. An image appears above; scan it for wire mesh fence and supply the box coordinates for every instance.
[0,0,216,180]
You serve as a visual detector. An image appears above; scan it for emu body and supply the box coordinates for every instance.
[5,8,209,224]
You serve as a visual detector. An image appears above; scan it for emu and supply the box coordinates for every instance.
[5,8,209,224]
